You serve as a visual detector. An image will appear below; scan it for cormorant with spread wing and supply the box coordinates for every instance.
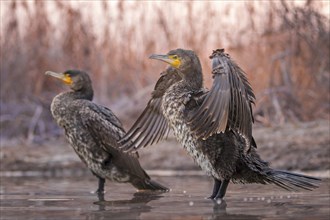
[46,70,168,199]
[119,49,320,200]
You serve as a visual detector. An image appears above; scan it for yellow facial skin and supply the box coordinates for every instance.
[62,74,73,85]
[149,54,181,68]
[45,71,73,85]
[168,55,181,68]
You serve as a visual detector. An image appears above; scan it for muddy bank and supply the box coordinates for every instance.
[0,120,329,174]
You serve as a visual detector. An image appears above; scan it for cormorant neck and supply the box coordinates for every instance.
[180,66,203,91]
[74,87,94,101]
[66,87,94,101]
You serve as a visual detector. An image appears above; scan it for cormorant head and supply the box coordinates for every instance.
[149,49,202,75]
[45,70,92,91]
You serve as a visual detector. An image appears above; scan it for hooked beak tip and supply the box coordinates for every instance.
[45,71,65,80]
[149,54,171,63]
[149,54,158,59]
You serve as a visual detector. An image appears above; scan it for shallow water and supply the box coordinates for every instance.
[0,174,329,220]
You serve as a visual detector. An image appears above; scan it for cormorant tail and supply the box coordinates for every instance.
[268,170,321,191]
[131,178,169,191]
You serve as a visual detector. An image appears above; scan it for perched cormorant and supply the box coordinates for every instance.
[46,70,168,199]
[119,49,320,200]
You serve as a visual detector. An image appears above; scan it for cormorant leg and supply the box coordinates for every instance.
[214,179,230,200]
[97,191,105,202]
[96,177,105,194]
[208,178,221,199]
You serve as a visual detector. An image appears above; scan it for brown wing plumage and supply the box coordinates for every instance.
[79,103,129,155]
[188,49,255,152]
[78,103,153,179]
[119,67,181,152]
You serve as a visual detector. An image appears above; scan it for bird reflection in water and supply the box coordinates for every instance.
[84,191,165,219]
[211,199,263,220]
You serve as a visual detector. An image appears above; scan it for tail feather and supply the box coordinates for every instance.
[131,178,169,191]
[269,170,321,191]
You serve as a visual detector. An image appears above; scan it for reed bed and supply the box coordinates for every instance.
[0,0,328,142]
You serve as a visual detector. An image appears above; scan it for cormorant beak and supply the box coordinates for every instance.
[45,71,73,85]
[149,54,180,68]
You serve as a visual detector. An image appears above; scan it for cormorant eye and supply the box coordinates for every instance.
[172,55,178,59]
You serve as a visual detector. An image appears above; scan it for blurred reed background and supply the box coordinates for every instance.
[0,0,329,143]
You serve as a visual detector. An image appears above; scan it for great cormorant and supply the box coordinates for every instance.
[46,70,168,199]
[119,49,320,200]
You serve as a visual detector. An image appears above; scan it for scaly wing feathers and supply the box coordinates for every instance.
[119,67,181,152]
[188,49,255,152]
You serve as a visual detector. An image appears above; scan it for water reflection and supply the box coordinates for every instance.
[212,200,263,220]
[86,194,265,220]
[0,175,328,220]
[85,191,164,219]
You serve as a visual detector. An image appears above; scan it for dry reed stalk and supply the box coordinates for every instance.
[0,0,328,141]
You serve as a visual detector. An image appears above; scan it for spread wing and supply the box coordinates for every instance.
[119,67,181,152]
[188,49,255,152]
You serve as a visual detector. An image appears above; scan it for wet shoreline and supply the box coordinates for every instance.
[1,175,329,220]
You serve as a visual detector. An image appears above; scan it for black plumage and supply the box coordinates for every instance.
[46,70,168,199]
[119,49,320,200]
